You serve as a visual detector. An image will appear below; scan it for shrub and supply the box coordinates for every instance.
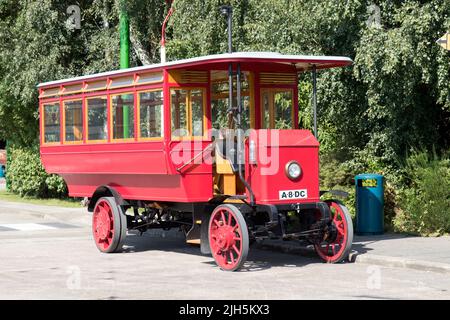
[394,150,450,236]
[319,155,357,220]
[45,174,68,197]
[320,151,400,231]
[5,146,67,198]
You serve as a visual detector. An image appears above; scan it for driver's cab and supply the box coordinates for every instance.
[211,70,296,130]
[209,66,298,197]
[166,60,299,198]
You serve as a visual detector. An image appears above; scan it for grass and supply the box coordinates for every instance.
[0,190,82,208]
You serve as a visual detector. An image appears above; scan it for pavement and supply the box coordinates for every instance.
[1,198,450,299]
[257,234,450,275]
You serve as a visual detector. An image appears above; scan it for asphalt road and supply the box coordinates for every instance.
[1,200,450,300]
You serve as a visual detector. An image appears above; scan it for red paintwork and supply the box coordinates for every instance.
[247,130,320,205]
[160,3,174,46]
[39,55,350,204]
[41,140,213,202]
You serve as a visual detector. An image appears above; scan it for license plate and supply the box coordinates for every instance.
[279,189,308,200]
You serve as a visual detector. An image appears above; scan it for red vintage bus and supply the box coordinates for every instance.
[38,52,353,271]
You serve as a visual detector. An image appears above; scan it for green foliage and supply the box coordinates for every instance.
[298,80,312,130]
[273,91,293,129]
[394,150,450,236]
[0,0,167,146]
[45,174,68,197]
[319,155,357,219]
[6,146,67,198]
[352,1,450,163]
[167,0,450,163]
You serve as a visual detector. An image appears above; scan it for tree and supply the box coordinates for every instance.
[0,0,167,146]
[166,0,450,166]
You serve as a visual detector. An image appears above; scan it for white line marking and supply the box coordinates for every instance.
[0,223,58,231]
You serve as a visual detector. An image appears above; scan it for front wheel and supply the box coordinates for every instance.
[314,200,353,263]
[92,196,127,253]
[208,204,249,271]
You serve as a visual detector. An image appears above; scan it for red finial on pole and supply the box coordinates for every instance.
[161,2,174,46]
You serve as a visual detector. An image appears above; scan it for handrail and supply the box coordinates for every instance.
[175,142,215,173]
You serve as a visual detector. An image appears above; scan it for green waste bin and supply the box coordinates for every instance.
[355,173,384,235]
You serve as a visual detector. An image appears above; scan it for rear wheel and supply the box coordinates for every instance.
[314,200,353,263]
[208,204,249,271]
[92,196,127,253]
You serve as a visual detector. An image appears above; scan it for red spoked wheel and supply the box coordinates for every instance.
[314,200,353,263]
[208,204,249,271]
[92,197,127,253]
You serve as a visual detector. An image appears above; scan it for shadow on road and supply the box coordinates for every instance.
[120,230,341,272]
[121,230,418,271]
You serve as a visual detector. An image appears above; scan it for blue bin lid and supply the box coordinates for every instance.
[355,173,383,180]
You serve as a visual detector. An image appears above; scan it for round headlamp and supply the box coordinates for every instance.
[286,161,301,180]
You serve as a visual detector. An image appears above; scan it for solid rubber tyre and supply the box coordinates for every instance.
[92,196,127,253]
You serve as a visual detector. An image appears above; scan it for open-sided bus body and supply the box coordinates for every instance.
[39,52,353,271]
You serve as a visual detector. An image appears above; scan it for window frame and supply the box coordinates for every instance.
[137,88,165,141]
[210,71,255,130]
[85,95,109,144]
[260,88,295,130]
[109,91,136,143]
[41,101,62,146]
[169,87,207,140]
[62,98,84,145]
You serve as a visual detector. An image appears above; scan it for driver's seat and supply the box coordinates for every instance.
[213,133,243,195]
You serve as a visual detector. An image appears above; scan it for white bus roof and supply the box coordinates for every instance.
[37,52,353,88]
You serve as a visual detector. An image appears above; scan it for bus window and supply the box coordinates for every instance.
[64,100,83,143]
[211,70,252,130]
[171,89,188,137]
[43,103,60,144]
[111,93,134,140]
[171,88,205,138]
[261,89,293,129]
[139,90,163,139]
[191,90,204,136]
[86,97,108,142]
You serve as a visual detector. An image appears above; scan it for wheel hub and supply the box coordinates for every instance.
[216,226,235,250]
[323,222,338,243]
[96,209,111,240]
